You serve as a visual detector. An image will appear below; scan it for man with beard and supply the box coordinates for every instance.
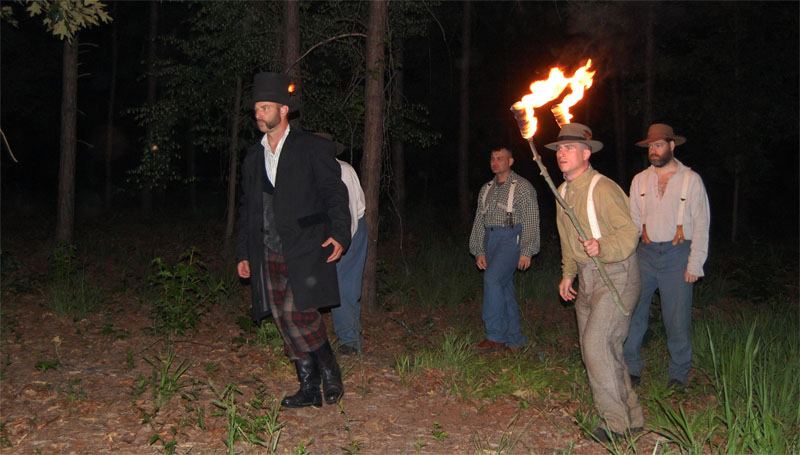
[236,72,351,408]
[547,123,643,443]
[623,124,710,390]
[469,147,540,352]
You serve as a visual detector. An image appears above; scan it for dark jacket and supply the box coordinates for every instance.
[236,129,351,316]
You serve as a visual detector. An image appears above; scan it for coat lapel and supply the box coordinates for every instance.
[274,129,297,190]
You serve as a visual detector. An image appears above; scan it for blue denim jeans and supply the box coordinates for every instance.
[482,225,527,348]
[332,217,368,351]
[623,241,693,383]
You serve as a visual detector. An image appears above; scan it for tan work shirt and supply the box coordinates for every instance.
[556,167,639,279]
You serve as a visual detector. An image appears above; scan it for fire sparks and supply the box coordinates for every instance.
[511,60,595,139]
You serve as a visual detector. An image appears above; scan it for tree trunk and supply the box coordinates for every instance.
[186,131,197,215]
[224,76,243,255]
[104,4,118,207]
[731,157,740,242]
[56,38,78,244]
[142,0,159,215]
[283,0,301,128]
[360,0,387,312]
[612,76,627,183]
[642,2,654,132]
[391,43,406,223]
[731,8,742,243]
[457,1,472,226]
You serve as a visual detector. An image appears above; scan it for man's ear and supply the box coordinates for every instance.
[582,148,592,161]
[280,104,290,118]
[509,157,515,167]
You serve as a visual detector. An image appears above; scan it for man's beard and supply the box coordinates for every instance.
[649,150,673,168]
[257,117,280,133]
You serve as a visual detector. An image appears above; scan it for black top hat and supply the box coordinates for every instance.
[252,72,296,108]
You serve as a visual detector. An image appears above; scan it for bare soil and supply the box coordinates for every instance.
[1,217,668,454]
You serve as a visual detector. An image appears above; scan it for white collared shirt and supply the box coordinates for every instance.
[337,159,366,237]
[630,158,711,276]
[262,125,291,186]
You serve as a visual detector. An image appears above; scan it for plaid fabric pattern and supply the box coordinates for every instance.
[262,249,328,360]
[469,171,541,258]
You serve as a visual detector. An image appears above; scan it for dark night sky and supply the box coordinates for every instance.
[1,1,798,240]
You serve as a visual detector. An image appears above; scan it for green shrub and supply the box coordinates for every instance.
[148,248,228,334]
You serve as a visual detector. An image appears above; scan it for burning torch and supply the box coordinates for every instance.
[509,60,628,316]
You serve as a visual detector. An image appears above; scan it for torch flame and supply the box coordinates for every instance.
[512,60,595,139]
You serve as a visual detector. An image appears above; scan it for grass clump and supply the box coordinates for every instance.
[212,384,283,455]
[148,248,228,335]
[143,348,191,411]
[394,331,559,401]
[47,244,104,321]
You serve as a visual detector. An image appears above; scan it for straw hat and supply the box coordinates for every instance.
[635,123,686,147]
[544,123,603,153]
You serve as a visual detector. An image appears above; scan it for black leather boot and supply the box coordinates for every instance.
[313,341,344,404]
[280,356,322,408]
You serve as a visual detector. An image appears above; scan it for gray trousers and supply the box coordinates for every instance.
[575,254,644,432]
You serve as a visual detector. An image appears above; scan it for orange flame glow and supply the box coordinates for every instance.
[512,60,595,139]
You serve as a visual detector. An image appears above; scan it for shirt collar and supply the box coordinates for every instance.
[566,166,597,190]
[647,157,689,175]
[260,124,291,154]
[493,170,518,185]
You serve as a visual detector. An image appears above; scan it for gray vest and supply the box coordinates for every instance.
[262,191,283,253]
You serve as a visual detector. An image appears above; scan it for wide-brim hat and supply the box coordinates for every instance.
[251,72,297,110]
[635,123,686,147]
[544,122,603,153]
[313,132,345,156]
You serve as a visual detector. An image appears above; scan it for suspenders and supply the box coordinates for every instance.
[560,174,604,239]
[481,178,518,226]
[638,170,690,245]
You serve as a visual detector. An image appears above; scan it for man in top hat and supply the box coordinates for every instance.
[623,123,710,390]
[236,72,351,408]
[469,146,540,352]
[546,123,643,442]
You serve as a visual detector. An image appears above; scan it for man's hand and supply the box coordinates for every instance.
[518,256,531,271]
[475,255,487,270]
[237,260,251,279]
[579,236,601,257]
[559,277,577,301]
[684,271,699,283]
[322,237,344,263]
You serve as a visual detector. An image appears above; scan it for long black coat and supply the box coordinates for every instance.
[236,129,351,317]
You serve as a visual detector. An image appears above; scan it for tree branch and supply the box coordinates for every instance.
[1,128,19,163]
[286,32,367,73]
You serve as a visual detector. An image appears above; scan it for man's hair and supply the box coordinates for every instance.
[490,146,513,157]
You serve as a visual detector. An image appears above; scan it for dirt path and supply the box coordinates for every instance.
[1,285,672,454]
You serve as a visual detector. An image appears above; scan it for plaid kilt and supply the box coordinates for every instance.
[261,248,328,360]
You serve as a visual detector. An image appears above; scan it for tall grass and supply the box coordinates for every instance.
[47,244,104,320]
[394,331,560,400]
[515,235,562,305]
[378,233,479,309]
[650,307,800,453]
[702,314,799,452]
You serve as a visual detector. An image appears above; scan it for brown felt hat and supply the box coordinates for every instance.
[544,122,603,153]
[635,123,686,147]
